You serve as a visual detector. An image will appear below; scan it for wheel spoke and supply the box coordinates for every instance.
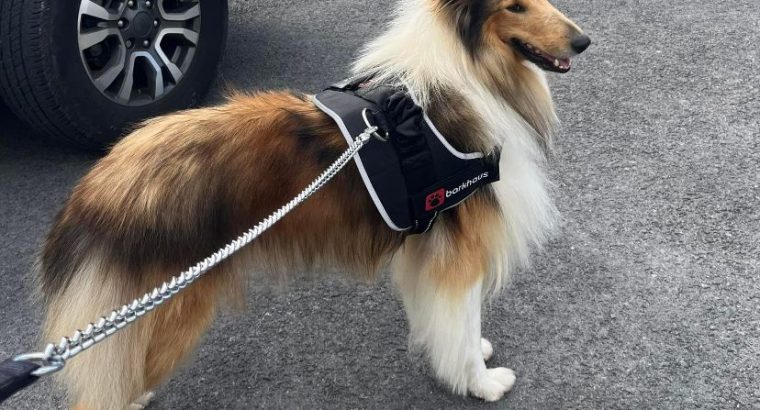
[93,61,123,91]
[159,3,200,21]
[79,27,119,50]
[160,27,198,45]
[181,28,199,45]
[142,54,165,99]
[117,52,165,102]
[92,40,127,91]
[79,0,120,21]
[117,54,137,102]
[154,27,198,83]
[156,50,183,83]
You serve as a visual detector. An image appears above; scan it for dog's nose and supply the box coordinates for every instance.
[571,35,591,54]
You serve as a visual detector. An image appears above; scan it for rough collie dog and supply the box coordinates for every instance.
[39,0,590,408]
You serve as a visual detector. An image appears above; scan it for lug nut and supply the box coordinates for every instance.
[127,0,135,7]
[153,19,159,27]
[117,19,125,28]
[143,40,150,47]
[125,39,133,48]
[145,0,152,7]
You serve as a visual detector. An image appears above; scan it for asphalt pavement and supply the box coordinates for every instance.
[1,0,759,409]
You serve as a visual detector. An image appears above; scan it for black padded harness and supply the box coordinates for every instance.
[313,76,501,234]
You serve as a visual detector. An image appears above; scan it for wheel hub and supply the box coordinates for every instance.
[127,12,156,40]
[120,0,159,47]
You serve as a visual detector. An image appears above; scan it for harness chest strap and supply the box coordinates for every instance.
[313,77,501,234]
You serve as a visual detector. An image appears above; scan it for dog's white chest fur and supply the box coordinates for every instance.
[353,0,558,287]
[465,79,557,288]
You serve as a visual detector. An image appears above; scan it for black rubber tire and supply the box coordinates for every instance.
[0,0,227,150]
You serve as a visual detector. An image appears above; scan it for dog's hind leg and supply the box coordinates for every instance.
[391,202,514,402]
[44,260,153,410]
[44,260,227,410]
[141,271,222,398]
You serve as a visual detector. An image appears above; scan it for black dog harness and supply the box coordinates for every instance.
[313,76,500,234]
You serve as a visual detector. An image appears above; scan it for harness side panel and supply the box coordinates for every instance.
[313,90,413,231]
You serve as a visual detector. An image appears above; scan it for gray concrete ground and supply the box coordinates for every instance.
[1,0,759,408]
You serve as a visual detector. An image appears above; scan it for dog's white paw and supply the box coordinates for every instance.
[128,391,155,410]
[469,367,516,402]
[481,338,494,361]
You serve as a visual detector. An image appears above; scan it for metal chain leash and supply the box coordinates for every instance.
[12,124,381,379]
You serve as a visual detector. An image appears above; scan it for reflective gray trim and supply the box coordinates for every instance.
[312,94,407,232]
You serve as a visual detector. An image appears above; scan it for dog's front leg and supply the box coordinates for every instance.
[392,233,515,402]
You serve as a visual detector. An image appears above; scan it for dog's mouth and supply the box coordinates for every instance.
[511,39,571,73]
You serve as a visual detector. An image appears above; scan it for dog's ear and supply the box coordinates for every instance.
[436,0,492,52]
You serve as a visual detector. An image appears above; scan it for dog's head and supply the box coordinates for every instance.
[436,0,590,73]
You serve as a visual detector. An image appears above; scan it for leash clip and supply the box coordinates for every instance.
[13,352,64,377]
[361,108,389,142]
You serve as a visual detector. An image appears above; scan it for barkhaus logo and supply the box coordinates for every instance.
[446,172,489,198]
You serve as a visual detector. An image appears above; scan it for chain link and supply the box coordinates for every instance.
[16,127,378,377]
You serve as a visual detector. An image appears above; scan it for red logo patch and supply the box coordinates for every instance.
[425,189,446,211]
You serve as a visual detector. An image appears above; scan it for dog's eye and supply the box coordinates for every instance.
[506,4,526,13]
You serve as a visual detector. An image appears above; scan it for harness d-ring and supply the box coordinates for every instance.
[361,108,389,142]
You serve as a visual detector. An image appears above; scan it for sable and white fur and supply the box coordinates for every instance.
[38,0,589,408]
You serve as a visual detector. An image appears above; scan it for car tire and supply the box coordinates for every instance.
[0,0,227,150]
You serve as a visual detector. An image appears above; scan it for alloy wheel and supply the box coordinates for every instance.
[77,0,201,106]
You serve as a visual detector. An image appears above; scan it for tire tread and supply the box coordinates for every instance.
[0,0,92,145]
